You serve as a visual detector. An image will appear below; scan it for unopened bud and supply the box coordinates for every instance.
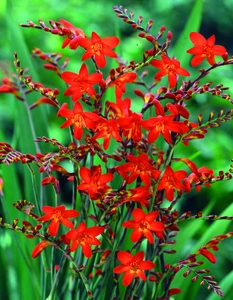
[167,31,173,41]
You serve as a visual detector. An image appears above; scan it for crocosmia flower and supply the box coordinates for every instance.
[157,165,187,201]
[122,208,164,243]
[141,115,189,144]
[116,153,156,186]
[61,64,102,101]
[113,251,155,286]
[186,32,227,66]
[77,165,113,200]
[66,222,104,258]
[60,19,86,49]
[32,240,50,258]
[150,55,190,88]
[79,32,119,68]
[37,205,80,236]
[108,72,137,98]
[57,101,100,140]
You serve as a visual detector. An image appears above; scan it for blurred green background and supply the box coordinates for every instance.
[1,0,233,299]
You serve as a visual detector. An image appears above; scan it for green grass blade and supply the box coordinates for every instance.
[173,0,203,68]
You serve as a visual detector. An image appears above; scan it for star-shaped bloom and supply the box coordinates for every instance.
[186,32,227,66]
[66,222,104,258]
[122,208,165,243]
[37,205,80,236]
[61,63,102,101]
[113,251,155,286]
[157,165,187,201]
[79,32,119,68]
[57,101,100,140]
[150,55,190,88]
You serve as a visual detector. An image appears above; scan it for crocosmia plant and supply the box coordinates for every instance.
[1,4,233,300]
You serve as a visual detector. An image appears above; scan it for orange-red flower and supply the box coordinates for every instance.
[120,186,151,207]
[66,222,104,258]
[141,115,188,144]
[61,64,102,101]
[185,166,214,192]
[197,240,219,264]
[157,165,187,201]
[107,97,132,119]
[116,153,157,186]
[37,205,80,236]
[113,251,155,286]
[108,72,137,98]
[32,240,50,258]
[0,77,23,100]
[199,248,216,264]
[57,101,100,140]
[79,32,119,68]
[117,112,143,143]
[93,118,122,150]
[186,32,227,66]
[150,55,190,88]
[77,165,113,200]
[122,208,164,244]
[59,19,86,49]
[41,176,60,193]
[168,288,182,296]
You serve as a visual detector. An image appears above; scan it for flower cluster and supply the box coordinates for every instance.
[1,5,233,300]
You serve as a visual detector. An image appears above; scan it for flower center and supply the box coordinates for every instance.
[139,220,149,231]
[155,118,165,132]
[77,233,88,244]
[73,114,86,128]
[164,63,175,73]
[91,43,103,55]
[53,210,62,222]
[202,46,213,57]
[167,175,175,187]
[130,261,140,273]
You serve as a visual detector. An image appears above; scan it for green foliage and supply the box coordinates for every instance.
[1,0,233,299]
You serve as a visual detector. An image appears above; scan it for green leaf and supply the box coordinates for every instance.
[173,0,203,67]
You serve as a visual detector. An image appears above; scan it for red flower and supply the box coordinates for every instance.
[168,288,182,296]
[89,269,103,278]
[186,166,214,192]
[141,115,188,144]
[150,55,190,88]
[93,118,122,150]
[57,101,100,140]
[186,32,227,66]
[157,165,187,201]
[41,176,60,193]
[59,19,86,49]
[66,222,104,258]
[0,77,23,100]
[77,165,113,200]
[37,205,80,236]
[108,72,137,98]
[122,208,164,244]
[107,97,132,119]
[199,248,216,264]
[116,153,157,186]
[197,240,219,264]
[79,32,119,68]
[117,113,143,143]
[113,251,155,286]
[120,186,151,207]
[61,64,102,101]
[32,240,50,258]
